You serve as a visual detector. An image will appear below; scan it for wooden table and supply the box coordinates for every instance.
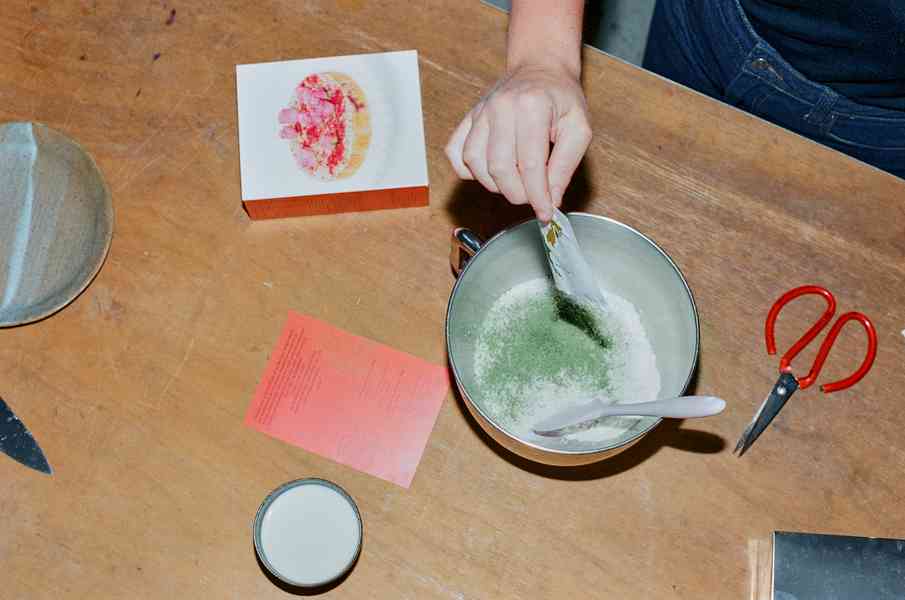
[3,1,905,598]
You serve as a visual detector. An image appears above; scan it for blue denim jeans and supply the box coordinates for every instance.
[643,0,905,179]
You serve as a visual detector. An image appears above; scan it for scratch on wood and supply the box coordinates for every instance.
[112,93,188,182]
[413,571,466,600]
[0,37,27,54]
[61,84,85,130]
[348,27,387,51]
[112,133,158,177]
[175,151,201,175]
[114,154,166,192]
[158,337,196,404]
[418,55,485,90]
[179,64,218,98]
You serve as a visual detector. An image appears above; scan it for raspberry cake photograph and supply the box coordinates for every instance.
[278,72,371,181]
[236,50,428,219]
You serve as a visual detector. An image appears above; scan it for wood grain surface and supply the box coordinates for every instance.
[2,1,905,598]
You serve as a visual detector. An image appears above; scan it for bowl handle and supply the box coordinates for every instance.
[449,228,483,278]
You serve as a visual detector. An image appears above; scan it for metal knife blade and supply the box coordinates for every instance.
[539,208,608,312]
[0,396,52,474]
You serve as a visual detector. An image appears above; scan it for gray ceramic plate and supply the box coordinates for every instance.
[0,122,113,327]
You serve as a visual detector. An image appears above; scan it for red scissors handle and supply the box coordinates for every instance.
[765,285,878,392]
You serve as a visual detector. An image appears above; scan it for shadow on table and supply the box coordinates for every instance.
[254,547,358,596]
[448,358,726,481]
[443,161,595,238]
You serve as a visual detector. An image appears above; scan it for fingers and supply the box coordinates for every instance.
[446,110,500,193]
[444,112,474,180]
[462,114,498,192]
[487,103,529,208]
[515,94,554,222]
[546,110,592,208]
[445,78,591,221]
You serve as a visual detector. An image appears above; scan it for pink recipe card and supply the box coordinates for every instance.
[245,311,449,488]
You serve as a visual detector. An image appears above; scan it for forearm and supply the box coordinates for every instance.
[507,0,584,78]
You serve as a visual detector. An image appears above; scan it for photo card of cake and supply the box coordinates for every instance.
[236,50,429,219]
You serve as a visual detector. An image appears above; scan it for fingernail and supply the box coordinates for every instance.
[550,185,563,205]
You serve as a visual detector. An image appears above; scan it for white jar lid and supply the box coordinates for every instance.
[254,478,363,588]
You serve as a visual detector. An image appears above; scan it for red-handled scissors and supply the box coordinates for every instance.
[734,285,878,456]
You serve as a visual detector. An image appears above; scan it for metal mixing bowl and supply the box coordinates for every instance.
[446,213,699,466]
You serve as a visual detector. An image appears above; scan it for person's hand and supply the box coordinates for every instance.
[445,63,591,222]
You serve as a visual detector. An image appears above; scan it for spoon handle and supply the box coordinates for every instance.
[532,395,727,437]
[600,396,726,419]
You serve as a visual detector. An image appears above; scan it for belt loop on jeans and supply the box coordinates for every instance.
[804,89,840,133]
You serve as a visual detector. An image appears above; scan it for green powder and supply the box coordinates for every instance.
[553,291,611,350]
[474,284,619,424]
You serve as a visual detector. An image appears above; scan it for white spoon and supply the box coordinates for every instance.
[532,395,726,437]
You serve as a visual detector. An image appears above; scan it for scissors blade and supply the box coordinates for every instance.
[735,372,799,457]
[0,396,52,474]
